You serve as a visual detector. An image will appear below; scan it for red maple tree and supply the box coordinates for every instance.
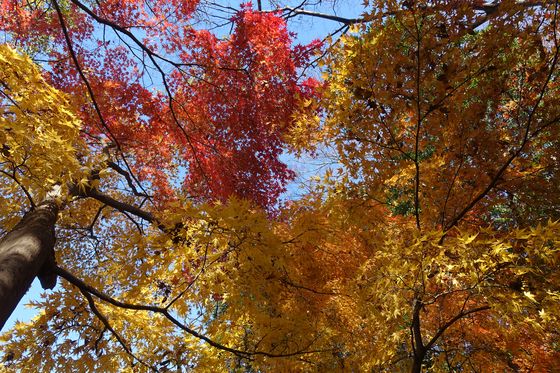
[1,0,319,207]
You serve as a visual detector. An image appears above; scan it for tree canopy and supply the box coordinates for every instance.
[1,0,560,372]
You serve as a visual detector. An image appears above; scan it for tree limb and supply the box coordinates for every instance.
[79,288,155,371]
[425,305,491,351]
[56,265,330,359]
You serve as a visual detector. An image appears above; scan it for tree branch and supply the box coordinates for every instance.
[413,12,422,231]
[51,0,148,202]
[56,266,329,359]
[279,7,363,25]
[107,161,149,198]
[68,0,211,188]
[444,3,560,231]
[425,305,491,351]
[412,298,425,355]
[79,288,155,371]
[71,186,154,223]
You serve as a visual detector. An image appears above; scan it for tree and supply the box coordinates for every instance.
[0,44,86,328]
[0,0,326,369]
[1,0,324,208]
[1,0,560,372]
[285,0,560,370]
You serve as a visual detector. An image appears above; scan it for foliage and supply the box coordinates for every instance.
[0,44,86,231]
[287,0,560,369]
[302,0,560,230]
[1,0,560,372]
[1,0,318,207]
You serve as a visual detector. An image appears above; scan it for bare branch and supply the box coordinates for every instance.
[71,186,154,223]
[279,6,363,25]
[107,161,149,198]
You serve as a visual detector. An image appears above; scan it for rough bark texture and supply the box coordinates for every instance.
[0,196,59,330]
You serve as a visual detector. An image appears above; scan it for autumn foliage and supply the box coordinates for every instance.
[1,0,317,207]
[1,0,560,372]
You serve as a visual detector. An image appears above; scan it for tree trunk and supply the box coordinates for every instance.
[0,192,60,330]
[411,356,424,373]
[411,298,426,373]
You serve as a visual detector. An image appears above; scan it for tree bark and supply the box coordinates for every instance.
[411,298,426,373]
[0,191,60,330]
[411,356,424,373]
